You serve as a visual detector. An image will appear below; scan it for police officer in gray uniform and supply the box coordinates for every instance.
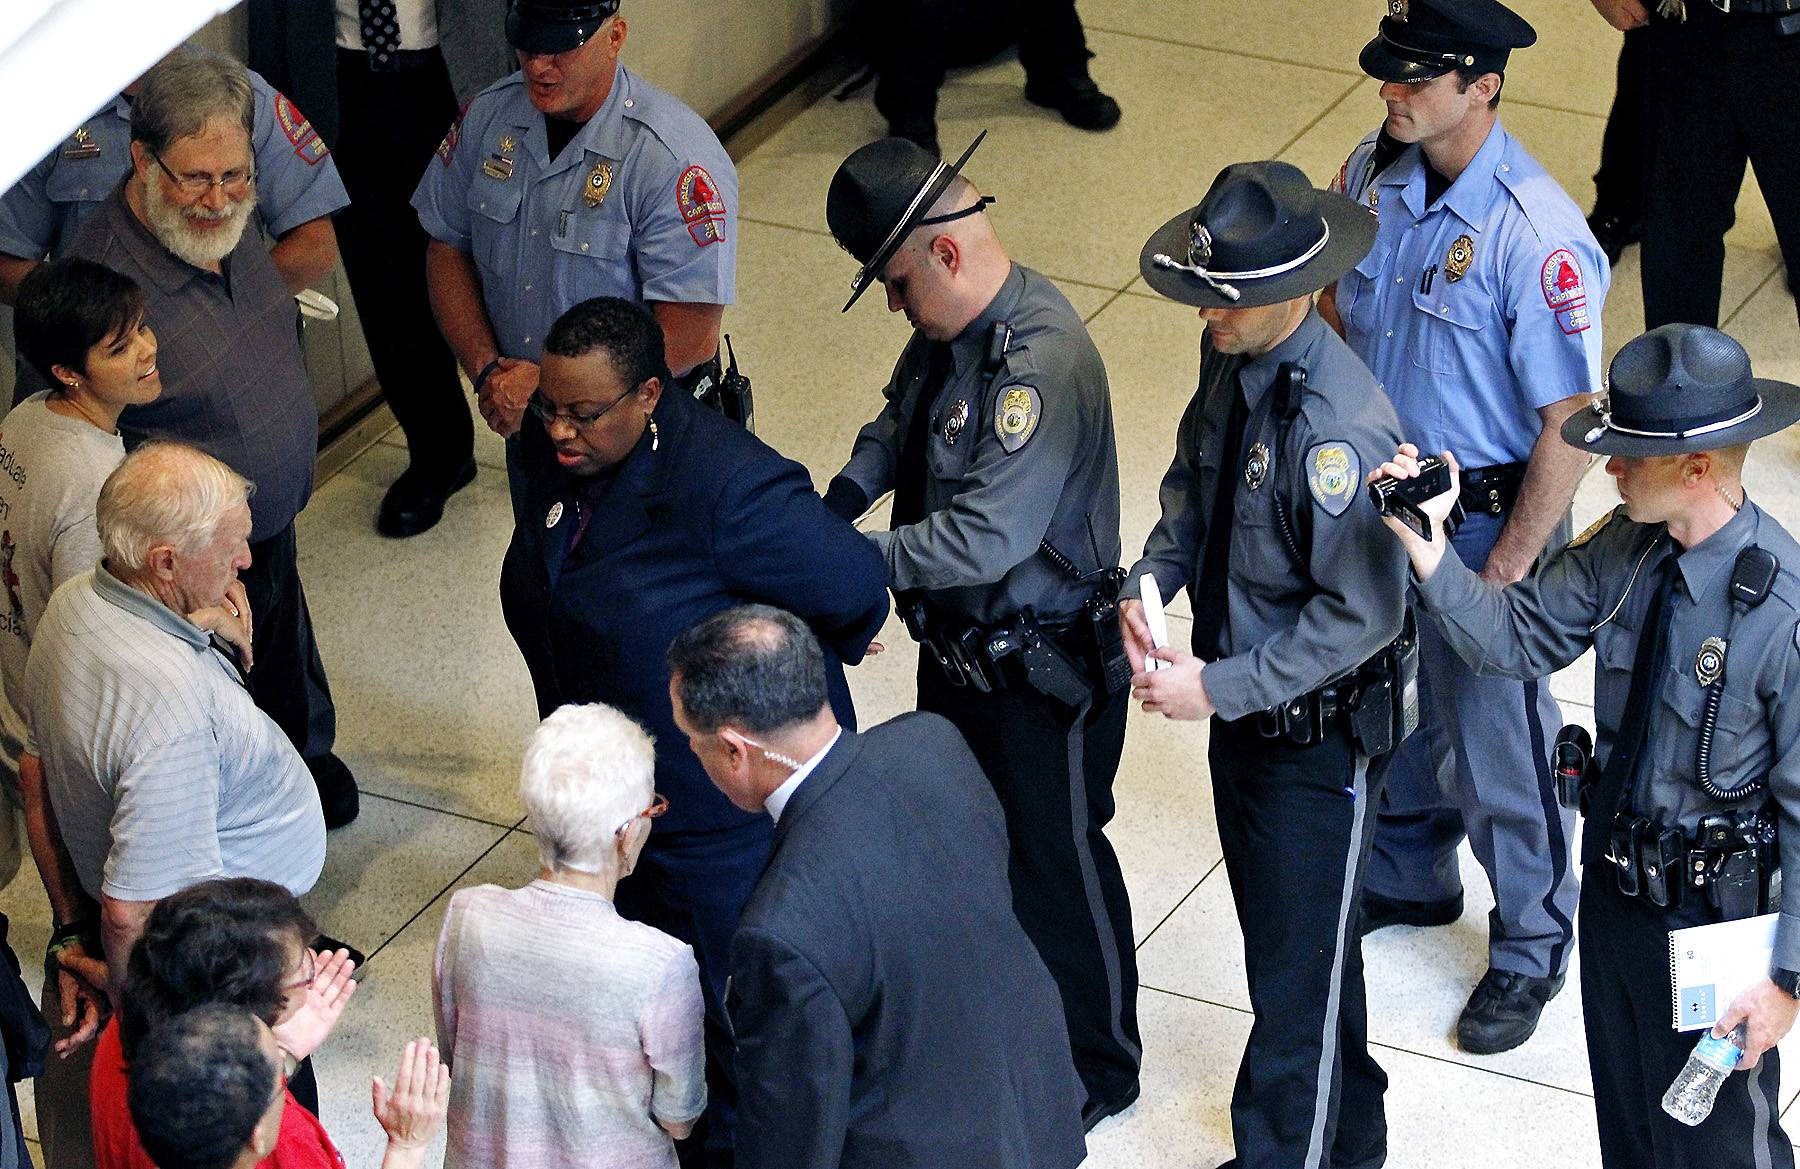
[819,132,1140,1130]
[1124,161,1409,1169]
[412,0,738,497]
[1373,323,1800,1169]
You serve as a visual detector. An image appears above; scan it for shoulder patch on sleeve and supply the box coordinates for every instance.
[1541,248,1590,335]
[272,94,328,165]
[1306,441,1360,517]
[437,101,471,166]
[677,165,728,246]
[994,385,1041,453]
[1566,509,1615,551]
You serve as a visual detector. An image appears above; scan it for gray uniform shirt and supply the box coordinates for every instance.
[837,263,1121,625]
[1129,309,1409,722]
[25,567,325,903]
[1418,499,1800,969]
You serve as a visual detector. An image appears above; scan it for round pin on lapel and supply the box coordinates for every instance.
[546,501,565,528]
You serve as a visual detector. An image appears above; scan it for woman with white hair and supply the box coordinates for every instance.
[432,703,704,1169]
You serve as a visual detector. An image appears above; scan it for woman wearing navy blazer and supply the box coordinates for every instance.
[499,297,889,1167]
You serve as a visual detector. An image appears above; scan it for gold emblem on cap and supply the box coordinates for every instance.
[1445,234,1475,283]
[583,160,614,209]
[1388,0,1409,21]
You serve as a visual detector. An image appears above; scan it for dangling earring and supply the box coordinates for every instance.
[648,417,660,451]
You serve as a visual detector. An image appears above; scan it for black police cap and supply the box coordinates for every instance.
[1359,0,1536,84]
[506,0,621,56]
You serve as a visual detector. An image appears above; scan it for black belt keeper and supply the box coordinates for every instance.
[1458,461,1528,516]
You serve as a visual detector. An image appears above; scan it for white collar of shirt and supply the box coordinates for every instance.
[763,728,842,824]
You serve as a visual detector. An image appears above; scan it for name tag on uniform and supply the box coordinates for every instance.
[482,155,515,180]
[61,127,100,160]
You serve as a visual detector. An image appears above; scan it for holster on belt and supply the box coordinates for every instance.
[1256,609,1420,755]
[1459,462,1528,517]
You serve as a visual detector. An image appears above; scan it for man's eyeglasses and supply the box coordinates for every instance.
[614,792,669,837]
[150,150,255,199]
[281,950,316,996]
[527,385,637,429]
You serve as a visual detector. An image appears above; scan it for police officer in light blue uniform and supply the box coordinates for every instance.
[0,47,347,303]
[411,0,736,484]
[1325,0,1609,1057]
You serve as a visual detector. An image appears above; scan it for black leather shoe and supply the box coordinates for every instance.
[376,457,477,539]
[1456,968,1565,1055]
[1358,889,1463,937]
[306,753,360,829]
[1081,1079,1140,1132]
[1024,75,1122,132]
[885,116,940,157]
[1586,209,1642,267]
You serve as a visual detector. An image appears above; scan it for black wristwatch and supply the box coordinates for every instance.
[1770,966,1800,1000]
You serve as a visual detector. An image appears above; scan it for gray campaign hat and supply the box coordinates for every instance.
[826,131,989,312]
[1563,324,1800,456]
[1139,160,1376,310]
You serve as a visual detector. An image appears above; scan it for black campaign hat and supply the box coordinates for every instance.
[1138,160,1377,310]
[1359,0,1536,84]
[826,132,988,312]
[506,0,621,55]
[1561,324,1800,456]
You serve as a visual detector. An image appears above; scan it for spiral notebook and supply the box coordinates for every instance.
[1668,913,1777,1031]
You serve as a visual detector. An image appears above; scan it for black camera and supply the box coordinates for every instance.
[1368,456,1465,541]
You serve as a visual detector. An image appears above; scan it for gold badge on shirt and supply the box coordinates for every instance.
[583,159,614,209]
[1445,234,1474,283]
[61,127,101,160]
[482,134,516,181]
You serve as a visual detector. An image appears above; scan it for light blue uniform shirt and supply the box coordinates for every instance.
[1333,123,1607,469]
[411,64,737,361]
[0,65,349,262]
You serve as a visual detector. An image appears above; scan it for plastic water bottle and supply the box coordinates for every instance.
[1662,1023,1747,1126]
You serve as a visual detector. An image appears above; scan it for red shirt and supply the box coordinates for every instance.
[90,1019,346,1169]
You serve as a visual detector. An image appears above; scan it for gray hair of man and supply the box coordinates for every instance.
[97,442,253,574]
[130,48,255,156]
[519,703,657,876]
[665,604,829,736]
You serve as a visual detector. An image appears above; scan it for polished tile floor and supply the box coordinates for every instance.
[7,2,1800,1165]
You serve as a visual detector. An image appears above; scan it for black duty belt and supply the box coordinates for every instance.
[1710,0,1800,14]
[1245,610,1421,756]
[1601,808,1777,919]
[1458,461,1527,516]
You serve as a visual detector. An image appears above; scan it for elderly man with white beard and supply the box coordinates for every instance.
[67,51,360,830]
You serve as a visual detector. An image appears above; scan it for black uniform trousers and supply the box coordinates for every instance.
[916,656,1141,1106]
[1641,5,1800,329]
[239,524,336,762]
[1581,876,1794,1169]
[614,821,771,1169]
[332,47,474,485]
[1209,715,1387,1169]
[869,0,1093,128]
[1593,26,1651,224]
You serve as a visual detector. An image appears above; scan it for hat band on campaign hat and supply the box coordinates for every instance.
[1151,218,1331,304]
[1579,397,1765,445]
[846,159,952,293]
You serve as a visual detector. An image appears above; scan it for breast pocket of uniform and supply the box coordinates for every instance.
[1409,283,1489,375]
[1658,651,1769,784]
[45,159,110,214]
[1229,476,1304,595]
[550,190,635,304]
[1335,251,1385,346]
[465,178,525,282]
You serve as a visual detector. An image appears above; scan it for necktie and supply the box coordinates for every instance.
[360,0,401,71]
[892,344,953,527]
[1581,549,1679,866]
[1191,366,1251,660]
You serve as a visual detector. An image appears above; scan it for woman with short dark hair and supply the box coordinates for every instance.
[88,879,353,1169]
[128,1004,449,1169]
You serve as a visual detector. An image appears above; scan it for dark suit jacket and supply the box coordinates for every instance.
[499,388,889,835]
[728,713,1087,1169]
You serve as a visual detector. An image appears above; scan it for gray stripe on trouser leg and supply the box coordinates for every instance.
[1748,1060,1773,1169]
[1305,751,1370,1169]
[1065,699,1140,1063]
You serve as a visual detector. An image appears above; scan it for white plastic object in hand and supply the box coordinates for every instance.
[1138,573,1170,672]
[295,289,340,321]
